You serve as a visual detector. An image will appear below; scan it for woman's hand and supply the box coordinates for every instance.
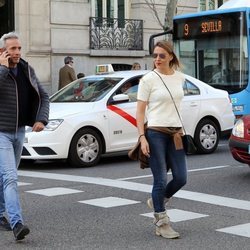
[140,136,150,157]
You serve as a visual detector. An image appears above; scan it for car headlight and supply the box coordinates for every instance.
[232,119,244,138]
[44,119,64,131]
[25,119,64,132]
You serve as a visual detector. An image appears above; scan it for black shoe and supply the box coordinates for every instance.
[13,223,30,241]
[0,216,11,231]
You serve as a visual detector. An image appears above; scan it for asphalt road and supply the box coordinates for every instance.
[1,139,250,250]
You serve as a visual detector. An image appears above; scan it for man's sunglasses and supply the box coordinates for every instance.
[152,53,166,59]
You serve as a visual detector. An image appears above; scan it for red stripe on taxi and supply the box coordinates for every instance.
[107,105,137,127]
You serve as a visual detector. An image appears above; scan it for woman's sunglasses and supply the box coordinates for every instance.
[152,53,166,59]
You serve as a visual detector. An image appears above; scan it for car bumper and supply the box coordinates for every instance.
[22,144,66,160]
[229,137,250,164]
[21,128,71,160]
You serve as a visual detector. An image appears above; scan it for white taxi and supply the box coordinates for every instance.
[22,68,234,167]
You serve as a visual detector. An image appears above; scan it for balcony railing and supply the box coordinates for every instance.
[89,17,143,50]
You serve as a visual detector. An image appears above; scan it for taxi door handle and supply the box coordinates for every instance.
[190,102,198,107]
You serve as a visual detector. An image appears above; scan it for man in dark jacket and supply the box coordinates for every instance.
[0,32,49,241]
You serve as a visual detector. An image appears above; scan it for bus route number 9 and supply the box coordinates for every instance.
[184,24,189,36]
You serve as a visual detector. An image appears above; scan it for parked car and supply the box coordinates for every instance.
[22,69,234,167]
[229,115,250,167]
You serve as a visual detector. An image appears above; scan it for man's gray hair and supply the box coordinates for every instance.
[0,31,19,47]
[0,39,3,49]
[64,56,73,64]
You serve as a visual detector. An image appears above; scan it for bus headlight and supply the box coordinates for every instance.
[232,119,244,138]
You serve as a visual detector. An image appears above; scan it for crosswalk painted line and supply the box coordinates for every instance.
[26,187,83,197]
[78,197,140,208]
[216,223,250,238]
[17,170,250,238]
[141,209,209,222]
[18,170,250,211]
[18,182,32,186]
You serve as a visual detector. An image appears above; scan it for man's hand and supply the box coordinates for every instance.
[0,50,10,67]
[32,122,45,132]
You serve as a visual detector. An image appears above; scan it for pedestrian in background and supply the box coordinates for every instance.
[58,56,77,90]
[0,32,50,241]
[136,40,187,239]
[77,72,85,79]
[131,62,141,70]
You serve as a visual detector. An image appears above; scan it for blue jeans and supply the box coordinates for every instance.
[147,129,187,213]
[0,127,25,228]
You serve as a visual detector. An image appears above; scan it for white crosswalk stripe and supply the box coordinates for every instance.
[216,223,250,238]
[78,197,140,208]
[18,170,250,238]
[18,181,32,186]
[141,209,209,222]
[26,187,83,197]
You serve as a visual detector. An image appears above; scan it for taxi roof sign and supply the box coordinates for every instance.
[95,64,114,75]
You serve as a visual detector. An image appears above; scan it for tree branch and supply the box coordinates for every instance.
[144,0,164,29]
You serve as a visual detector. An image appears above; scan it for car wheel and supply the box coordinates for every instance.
[68,128,102,167]
[194,119,219,154]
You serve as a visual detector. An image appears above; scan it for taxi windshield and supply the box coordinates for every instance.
[50,77,122,102]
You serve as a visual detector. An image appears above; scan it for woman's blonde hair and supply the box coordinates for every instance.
[153,40,180,69]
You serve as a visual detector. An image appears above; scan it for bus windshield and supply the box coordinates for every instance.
[173,11,249,94]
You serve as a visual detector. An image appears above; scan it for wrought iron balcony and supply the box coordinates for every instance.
[89,17,143,50]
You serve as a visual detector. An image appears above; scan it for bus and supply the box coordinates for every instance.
[172,0,250,119]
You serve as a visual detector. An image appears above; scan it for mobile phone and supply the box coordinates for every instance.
[2,48,10,59]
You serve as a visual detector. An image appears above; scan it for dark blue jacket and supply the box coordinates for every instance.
[0,58,49,132]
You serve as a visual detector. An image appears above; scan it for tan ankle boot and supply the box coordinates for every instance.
[147,197,170,210]
[154,212,180,239]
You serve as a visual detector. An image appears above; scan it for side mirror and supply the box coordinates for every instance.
[109,94,129,104]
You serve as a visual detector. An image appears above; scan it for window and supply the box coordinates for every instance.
[183,80,200,96]
[0,0,14,37]
[218,0,224,7]
[95,0,103,26]
[50,77,122,103]
[199,0,206,11]
[114,77,141,103]
[93,0,126,27]
[118,0,125,28]
[107,0,114,26]
[174,11,248,94]
[208,0,216,10]
[199,0,227,11]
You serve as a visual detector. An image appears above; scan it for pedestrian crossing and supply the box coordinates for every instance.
[17,172,250,239]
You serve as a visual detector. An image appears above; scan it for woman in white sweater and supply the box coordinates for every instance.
[136,40,187,239]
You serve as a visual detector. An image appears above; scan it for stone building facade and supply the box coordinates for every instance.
[0,0,228,94]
